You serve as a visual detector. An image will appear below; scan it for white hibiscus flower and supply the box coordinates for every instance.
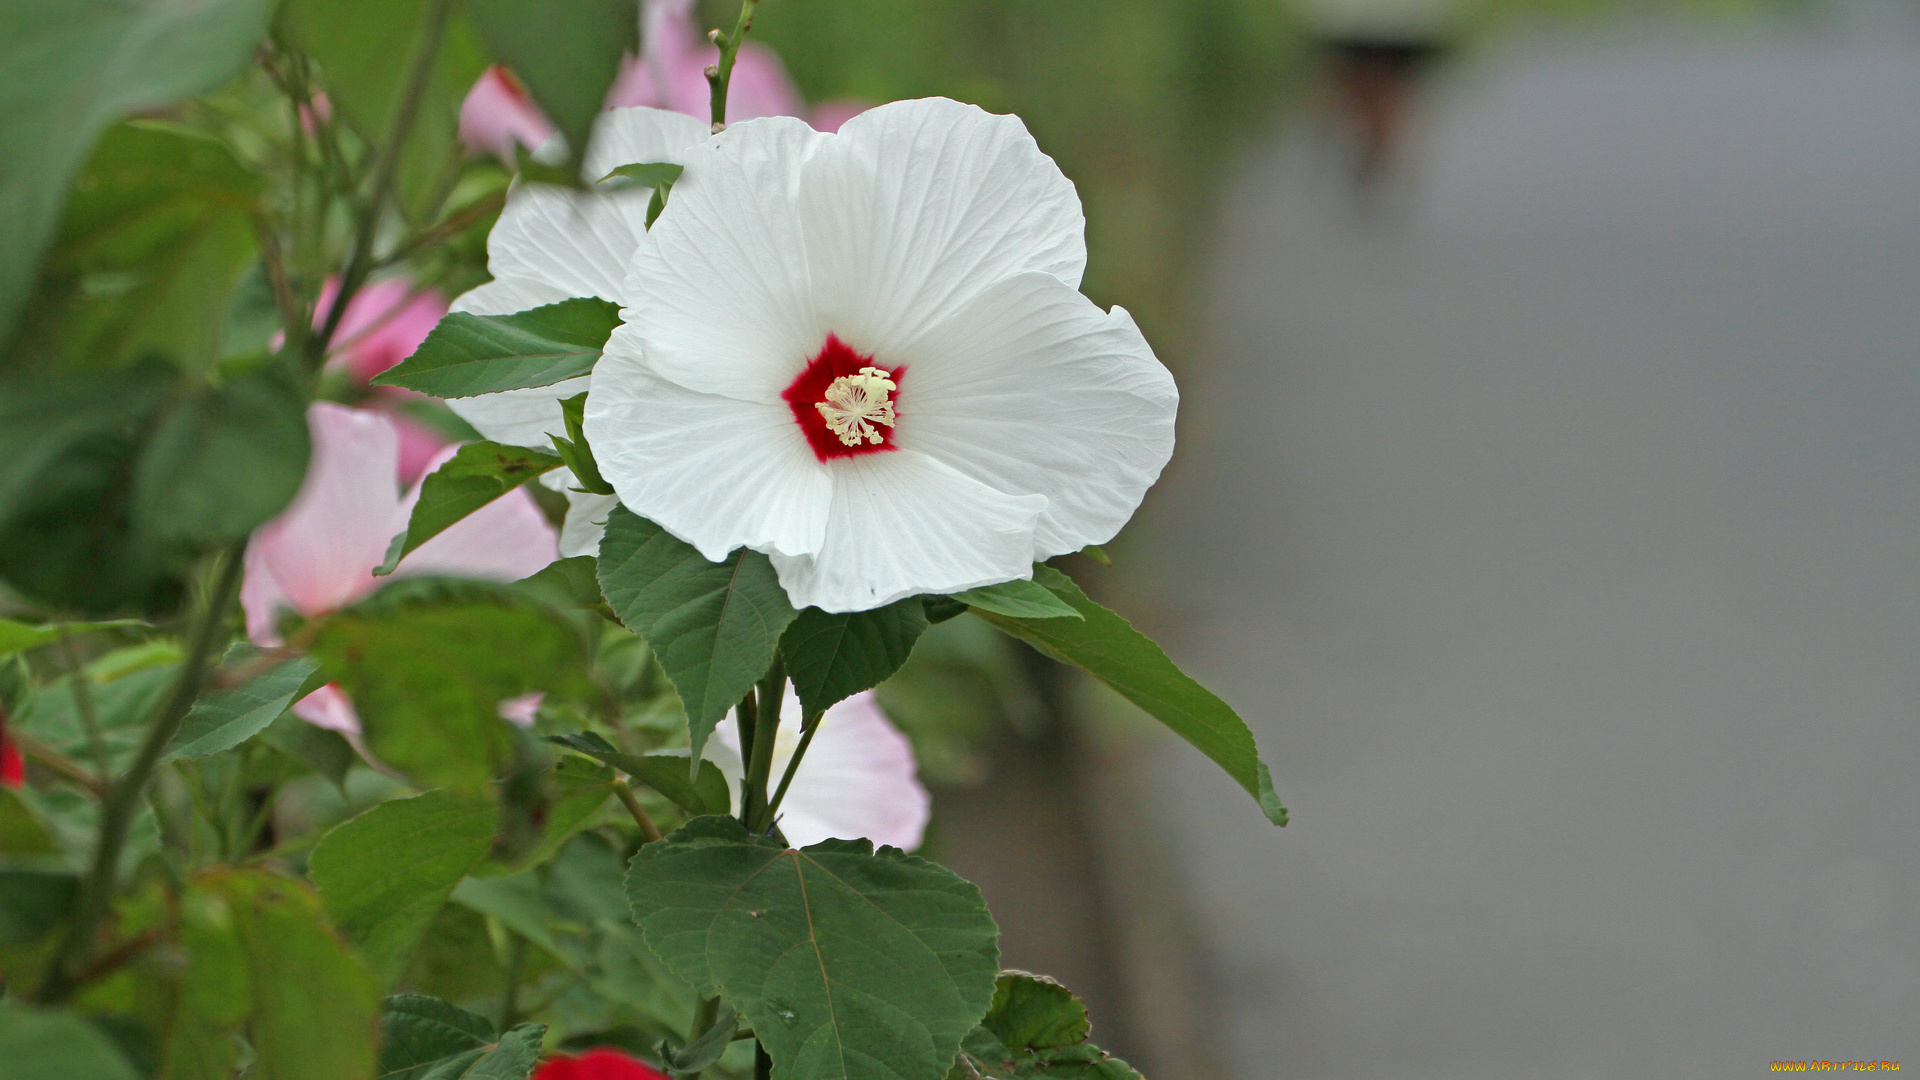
[704,689,930,851]
[587,97,1177,612]
[451,98,1175,611]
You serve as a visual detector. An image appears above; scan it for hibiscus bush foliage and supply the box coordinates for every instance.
[0,2,1283,1078]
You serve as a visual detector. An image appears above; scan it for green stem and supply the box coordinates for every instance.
[308,0,453,368]
[36,542,247,1004]
[762,707,821,830]
[704,0,762,132]
[56,633,110,779]
[743,660,783,831]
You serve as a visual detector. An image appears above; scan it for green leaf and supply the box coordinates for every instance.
[0,363,183,613]
[260,711,357,790]
[373,441,564,575]
[449,873,559,958]
[0,790,61,857]
[516,555,605,610]
[951,579,1083,621]
[548,391,614,495]
[376,996,545,1080]
[0,871,75,946]
[372,299,622,398]
[203,869,381,1080]
[948,972,1142,1080]
[464,0,640,162]
[780,598,930,717]
[309,580,589,792]
[596,507,797,763]
[545,733,731,817]
[0,0,274,346]
[310,791,498,984]
[971,565,1287,827]
[165,646,320,761]
[603,162,684,188]
[14,663,176,775]
[379,994,496,1080]
[0,1003,142,1080]
[625,816,1000,1080]
[14,122,263,373]
[132,362,311,543]
[0,618,145,660]
[452,1023,546,1080]
[473,755,615,878]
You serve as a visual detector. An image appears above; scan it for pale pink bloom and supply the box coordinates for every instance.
[461,0,809,163]
[498,692,545,727]
[707,689,930,851]
[299,277,455,483]
[244,403,559,733]
[608,0,803,123]
[320,277,449,384]
[459,66,555,161]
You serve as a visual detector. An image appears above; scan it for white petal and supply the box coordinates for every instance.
[483,182,651,306]
[242,403,401,640]
[795,97,1086,356]
[621,116,828,402]
[582,105,711,179]
[708,688,930,850]
[771,450,1045,613]
[445,376,587,451]
[449,276,573,317]
[585,351,831,560]
[893,272,1177,557]
[558,489,620,558]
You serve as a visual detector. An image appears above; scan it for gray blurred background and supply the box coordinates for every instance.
[1128,3,1920,1075]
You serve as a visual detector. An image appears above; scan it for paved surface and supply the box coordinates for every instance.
[1139,10,1920,1078]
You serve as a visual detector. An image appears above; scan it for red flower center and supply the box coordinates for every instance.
[782,333,904,462]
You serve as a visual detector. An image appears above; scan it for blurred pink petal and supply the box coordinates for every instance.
[609,0,802,122]
[807,98,870,134]
[244,405,559,645]
[498,692,545,727]
[709,689,930,850]
[316,277,448,383]
[390,411,450,486]
[243,403,403,642]
[460,65,556,160]
[292,683,362,735]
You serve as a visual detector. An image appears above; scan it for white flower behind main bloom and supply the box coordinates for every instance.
[587,97,1178,612]
[704,689,930,851]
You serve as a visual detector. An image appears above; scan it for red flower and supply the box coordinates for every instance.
[531,1048,670,1080]
[0,707,23,788]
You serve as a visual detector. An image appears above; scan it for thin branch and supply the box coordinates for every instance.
[613,780,662,843]
[376,188,506,269]
[307,0,455,368]
[762,708,821,829]
[705,0,762,132]
[36,543,248,1005]
[57,634,112,782]
[8,730,106,797]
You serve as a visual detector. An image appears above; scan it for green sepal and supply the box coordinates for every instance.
[548,391,616,495]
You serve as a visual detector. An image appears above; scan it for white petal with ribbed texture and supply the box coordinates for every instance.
[445,375,586,451]
[620,116,826,402]
[585,350,831,561]
[892,272,1176,558]
[582,106,710,180]
[706,688,930,850]
[795,98,1085,357]
[558,489,619,558]
[770,450,1046,612]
